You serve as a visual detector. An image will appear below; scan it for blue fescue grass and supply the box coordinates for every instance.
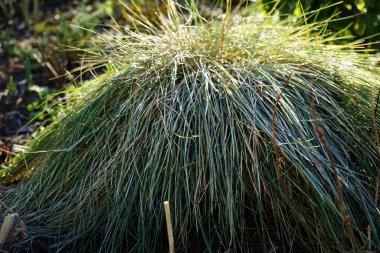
[2,1,380,252]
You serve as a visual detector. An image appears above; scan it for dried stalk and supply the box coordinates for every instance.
[369,86,380,251]
[309,86,361,253]
[272,73,292,187]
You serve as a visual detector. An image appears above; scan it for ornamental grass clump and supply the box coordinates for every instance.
[2,1,380,252]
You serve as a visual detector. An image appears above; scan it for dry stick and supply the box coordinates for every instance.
[369,172,379,252]
[374,175,380,220]
[372,88,380,191]
[0,148,16,156]
[374,86,380,124]
[0,213,18,249]
[272,73,292,189]
[372,86,380,156]
[163,201,174,253]
[369,86,380,251]
[309,87,361,253]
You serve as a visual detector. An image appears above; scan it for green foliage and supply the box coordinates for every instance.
[262,0,380,48]
[26,95,64,122]
[0,30,15,54]
[7,76,17,95]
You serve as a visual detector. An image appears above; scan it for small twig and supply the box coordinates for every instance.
[272,73,292,187]
[309,86,361,253]
[163,201,174,253]
[374,86,380,121]
[0,148,16,156]
[372,86,380,155]
[367,225,372,251]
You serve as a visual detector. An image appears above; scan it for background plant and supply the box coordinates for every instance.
[262,0,380,49]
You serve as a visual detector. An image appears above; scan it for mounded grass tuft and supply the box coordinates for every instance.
[2,1,380,252]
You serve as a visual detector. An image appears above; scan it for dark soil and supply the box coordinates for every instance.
[0,49,38,171]
[0,1,80,170]
[0,41,59,171]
